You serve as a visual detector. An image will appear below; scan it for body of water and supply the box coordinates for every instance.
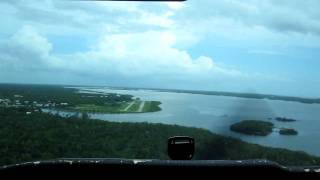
[47,87,320,156]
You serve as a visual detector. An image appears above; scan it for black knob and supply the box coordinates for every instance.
[168,136,195,160]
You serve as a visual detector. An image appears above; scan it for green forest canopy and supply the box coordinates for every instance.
[0,107,319,166]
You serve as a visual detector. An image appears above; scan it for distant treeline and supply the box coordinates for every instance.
[0,107,319,166]
[0,84,133,106]
[3,84,319,104]
[113,86,320,104]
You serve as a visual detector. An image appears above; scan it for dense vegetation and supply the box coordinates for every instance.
[1,107,319,166]
[0,84,133,106]
[276,117,297,122]
[230,120,274,136]
[279,128,298,135]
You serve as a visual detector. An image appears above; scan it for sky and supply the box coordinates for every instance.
[0,0,320,97]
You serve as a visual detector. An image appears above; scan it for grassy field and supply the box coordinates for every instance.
[68,100,161,113]
[143,101,162,112]
[72,104,124,113]
[127,101,141,112]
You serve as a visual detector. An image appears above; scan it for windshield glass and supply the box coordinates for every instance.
[1,0,320,166]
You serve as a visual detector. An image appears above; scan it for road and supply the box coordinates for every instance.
[137,101,145,112]
[123,101,135,111]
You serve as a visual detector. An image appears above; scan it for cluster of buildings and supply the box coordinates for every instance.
[0,94,69,113]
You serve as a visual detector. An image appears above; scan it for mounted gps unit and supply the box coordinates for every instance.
[168,136,195,160]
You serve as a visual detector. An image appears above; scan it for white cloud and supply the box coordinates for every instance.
[165,2,185,10]
[59,30,230,78]
[170,0,320,49]
[0,0,318,96]
[181,0,320,35]
[133,10,175,28]
[0,25,253,88]
[10,26,52,57]
[0,26,58,71]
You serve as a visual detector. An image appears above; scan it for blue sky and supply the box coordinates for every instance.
[0,0,320,97]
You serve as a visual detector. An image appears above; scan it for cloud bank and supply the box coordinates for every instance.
[0,0,319,96]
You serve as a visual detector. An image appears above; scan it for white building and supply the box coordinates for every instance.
[35,104,43,107]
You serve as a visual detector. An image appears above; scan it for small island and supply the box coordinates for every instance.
[279,128,298,135]
[276,117,297,122]
[230,120,274,136]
